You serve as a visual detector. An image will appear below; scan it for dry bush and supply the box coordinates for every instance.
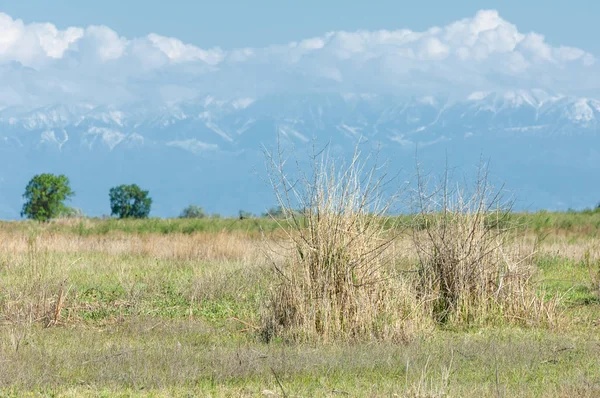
[0,235,70,329]
[261,144,425,342]
[411,163,556,325]
[583,248,600,300]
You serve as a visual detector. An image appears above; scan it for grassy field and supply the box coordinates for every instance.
[0,214,599,397]
[2,209,600,235]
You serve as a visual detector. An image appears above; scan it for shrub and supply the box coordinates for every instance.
[21,174,74,222]
[238,210,254,219]
[261,145,419,342]
[411,164,554,326]
[262,206,285,218]
[109,184,152,219]
[180,205,206,219]
[59,207,84,219]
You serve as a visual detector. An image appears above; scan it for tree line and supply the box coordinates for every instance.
[19,173,286,221]
[24,173,600,222]
[21,174,152,221]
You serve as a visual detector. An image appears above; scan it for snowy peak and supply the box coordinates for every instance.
[0,91,599,155]
[0,90,599,219]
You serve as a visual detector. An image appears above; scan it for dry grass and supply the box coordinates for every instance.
[260,147,559,341]
[410,164,557,326]
[261,145,426,342]
[0,229,264,262]
[0,229,268,332]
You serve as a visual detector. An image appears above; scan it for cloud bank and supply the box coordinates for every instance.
[0,10,597,107]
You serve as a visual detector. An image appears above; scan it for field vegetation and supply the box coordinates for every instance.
[1,149,600,396]
[0,210,599,396]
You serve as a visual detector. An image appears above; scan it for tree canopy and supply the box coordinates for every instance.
[21,174,74,221]
[109,184,152,219]
[180,205,206,219]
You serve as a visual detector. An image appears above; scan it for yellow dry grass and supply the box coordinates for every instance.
[0,230,263,262]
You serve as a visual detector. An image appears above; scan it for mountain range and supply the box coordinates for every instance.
[1,89,599,219]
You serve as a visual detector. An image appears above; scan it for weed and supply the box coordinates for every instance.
[262,144,421,342]
[411,162,555,326]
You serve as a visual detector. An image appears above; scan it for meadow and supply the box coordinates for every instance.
[0,212,599,397]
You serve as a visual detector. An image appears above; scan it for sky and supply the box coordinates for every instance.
[1,1,598,52]
[0,1,599,106]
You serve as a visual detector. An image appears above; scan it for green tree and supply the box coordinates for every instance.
[238,210,254,219]
[180,205,206,219]
[262,206,285,218]
[21,174,75,222]
[109,184,152,219]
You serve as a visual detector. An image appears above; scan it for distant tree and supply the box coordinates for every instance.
[262,206,285,218]
[109,184,152,219]
[238,210,254,220]
[180,205,206,219]
[59,206,85,219]
[262,206,308,218]
[21,174,74,222]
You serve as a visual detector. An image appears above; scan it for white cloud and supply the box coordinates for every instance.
[32,24,84,59]
[0,13,83,66]
[147,33,224,64]
[518,33,553,61]
[81,26,127,62]
[0,9,597,106]
[419,37,450,60]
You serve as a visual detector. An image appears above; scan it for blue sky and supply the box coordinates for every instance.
[0,2,598,106]
[2,0,598,53]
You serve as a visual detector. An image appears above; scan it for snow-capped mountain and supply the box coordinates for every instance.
[1,90,599,218]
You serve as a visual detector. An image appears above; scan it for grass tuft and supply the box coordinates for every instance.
[261,145,424,342]
[411,163,557,326]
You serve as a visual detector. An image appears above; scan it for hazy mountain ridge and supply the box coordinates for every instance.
[0,90,599,218]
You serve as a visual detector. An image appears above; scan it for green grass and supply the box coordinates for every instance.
[537,254,600,306]
[2,208,600,237]
[2,324,599,397]
[1,217,600,396]
[0,217,284,236]
[518,209,600,234]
